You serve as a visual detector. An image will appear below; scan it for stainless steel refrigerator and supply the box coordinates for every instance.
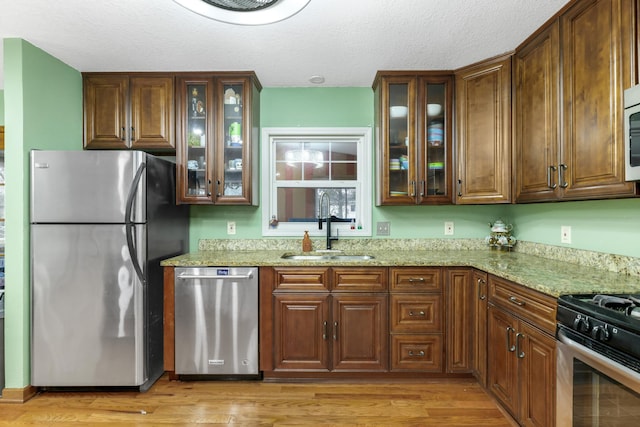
[30,150,189,390]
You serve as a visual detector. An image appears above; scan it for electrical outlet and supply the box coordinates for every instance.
[444,221,454,235]
[227,221,236,235]
[376,221,390,236]
[561,225,571,244]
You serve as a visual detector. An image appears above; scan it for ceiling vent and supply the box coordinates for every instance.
[174,0,310,25]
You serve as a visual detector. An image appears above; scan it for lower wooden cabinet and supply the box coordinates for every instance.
[273,293,388,372]
[472,269,489,387]
[389,267,444,372]
[263,267,388,376]
[273,293,330,371]
[487,275,556,427]
[445,268,473,373]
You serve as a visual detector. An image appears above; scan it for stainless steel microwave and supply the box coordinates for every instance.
[624,84,640,181]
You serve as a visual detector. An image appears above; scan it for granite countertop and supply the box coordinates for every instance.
[161,247,640,298]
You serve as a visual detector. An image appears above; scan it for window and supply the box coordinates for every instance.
[261,127,372,237]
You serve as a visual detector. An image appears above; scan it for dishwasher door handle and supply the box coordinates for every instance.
[177,273,254,280]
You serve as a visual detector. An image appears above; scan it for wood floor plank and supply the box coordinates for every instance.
[0,375,515,426]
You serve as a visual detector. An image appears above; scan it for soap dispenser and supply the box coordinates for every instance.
[302,231,312,252]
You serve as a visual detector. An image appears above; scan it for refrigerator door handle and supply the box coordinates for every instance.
[125,162,146,285]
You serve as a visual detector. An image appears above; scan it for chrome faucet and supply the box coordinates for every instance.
[318,192,338,250]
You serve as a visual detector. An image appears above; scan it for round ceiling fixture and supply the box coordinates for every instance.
[309,75,325,84]
[174,0,311,25]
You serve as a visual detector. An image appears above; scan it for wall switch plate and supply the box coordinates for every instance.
[376,221,390,236]
[561,225,571,244]
[444,221,455,235]
[227,221,237,235]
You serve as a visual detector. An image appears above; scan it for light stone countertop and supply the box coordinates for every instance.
[161,245,640,298]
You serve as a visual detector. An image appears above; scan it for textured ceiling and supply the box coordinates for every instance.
[0,0,569,89]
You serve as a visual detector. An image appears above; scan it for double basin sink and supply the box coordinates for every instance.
[281,253,375,261]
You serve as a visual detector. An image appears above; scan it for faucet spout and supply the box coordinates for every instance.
[319,192,339,250]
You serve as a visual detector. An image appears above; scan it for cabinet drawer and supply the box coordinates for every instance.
[390,294,442,333]
[488,275,557,335]
[273,267,330,291]
[390,267,442,292]
[391,334,443,372]
[332,267,388,292]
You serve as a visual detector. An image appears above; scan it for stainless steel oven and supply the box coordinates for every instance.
[557,295,640,426]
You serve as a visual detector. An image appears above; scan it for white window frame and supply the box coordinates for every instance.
[261,127,372,237]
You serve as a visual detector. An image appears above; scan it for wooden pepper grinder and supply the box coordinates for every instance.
[302,230,312,252]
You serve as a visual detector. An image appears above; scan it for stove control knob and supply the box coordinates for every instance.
[591,325,611,342]
[573,316,590,333]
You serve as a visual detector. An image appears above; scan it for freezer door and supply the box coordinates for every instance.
[31,223,147,387]
[30,150,146,224]
[174,267,259,375]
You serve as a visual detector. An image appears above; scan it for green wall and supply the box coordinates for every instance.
[3,38,82,390]
[509,199,640,257]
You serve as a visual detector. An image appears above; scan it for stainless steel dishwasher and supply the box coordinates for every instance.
[174,267,259,376]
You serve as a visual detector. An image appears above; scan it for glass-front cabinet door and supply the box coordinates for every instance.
[215,78,251,204]
[377,76,416,205]
[176,73,260,205]
[176,76,212,203]
[419,76,452,204]
[374,72,453,205]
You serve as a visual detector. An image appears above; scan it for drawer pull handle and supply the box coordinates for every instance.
[508,296,526,307]
[408,277,425,283]
[322,321,328,340]
[408,350,425,357]
[409,310,425,317]
[333,321,338,341]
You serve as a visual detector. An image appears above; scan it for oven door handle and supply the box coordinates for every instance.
[557,328,640,394]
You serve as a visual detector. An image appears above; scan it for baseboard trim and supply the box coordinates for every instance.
[0,385,38,403]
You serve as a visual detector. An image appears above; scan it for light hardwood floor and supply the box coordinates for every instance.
[1,375,515,426]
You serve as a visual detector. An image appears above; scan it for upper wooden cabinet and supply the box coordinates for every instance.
[455,55,512,204]
[175,73,260,205]
[514,0,637,202]
[373,72,454,205]
[83,74,175,151]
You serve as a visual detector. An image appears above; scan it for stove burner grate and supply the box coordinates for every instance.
[592,294,640,319]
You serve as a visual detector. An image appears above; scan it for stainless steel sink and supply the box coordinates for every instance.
[281,254,375,261]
